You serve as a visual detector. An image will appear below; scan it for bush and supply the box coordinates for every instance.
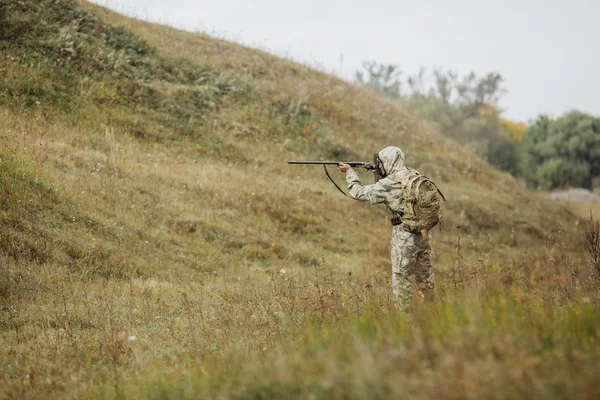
[523,112,600,190]
[486,133,523,176]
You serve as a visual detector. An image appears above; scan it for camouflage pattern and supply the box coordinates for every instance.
[346,146,436,310]
[346,146,410,213]
[391,228,436,310]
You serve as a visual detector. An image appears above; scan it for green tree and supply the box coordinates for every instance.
[486,133,523,177]
[523,111,600,190]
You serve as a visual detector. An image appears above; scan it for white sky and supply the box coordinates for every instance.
[90,0,600,122]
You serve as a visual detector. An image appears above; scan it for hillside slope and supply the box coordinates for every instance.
[1,0,580,271]
[1,1,597,399]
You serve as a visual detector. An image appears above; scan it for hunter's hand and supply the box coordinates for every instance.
[338,163,351,173]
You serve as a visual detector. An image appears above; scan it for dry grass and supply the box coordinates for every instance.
[583,212,600,276]
[0,1,598,399]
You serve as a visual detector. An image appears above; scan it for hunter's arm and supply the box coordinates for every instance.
[345,169,387,204]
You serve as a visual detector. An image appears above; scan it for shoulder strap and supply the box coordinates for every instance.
[323,165,359,201]
[434,183,446,201]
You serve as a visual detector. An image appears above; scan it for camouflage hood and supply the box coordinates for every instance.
[378,146,408,176]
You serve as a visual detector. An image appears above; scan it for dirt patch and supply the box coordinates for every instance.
[548,188,599,203]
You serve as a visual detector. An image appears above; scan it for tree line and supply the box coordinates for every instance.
[356,62,600,190]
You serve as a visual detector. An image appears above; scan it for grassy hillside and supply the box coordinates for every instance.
[1,1,598,398]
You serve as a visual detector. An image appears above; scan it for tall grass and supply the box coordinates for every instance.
[3,249,598,399]
[583,212,600,276]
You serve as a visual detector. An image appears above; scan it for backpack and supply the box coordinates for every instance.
[391,169,446,234]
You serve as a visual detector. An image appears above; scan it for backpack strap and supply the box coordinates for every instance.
[404,174,422,194]
[430,180,446,201]
[414,176,428,198]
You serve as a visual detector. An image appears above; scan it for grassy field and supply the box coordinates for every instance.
[1,1,599,398]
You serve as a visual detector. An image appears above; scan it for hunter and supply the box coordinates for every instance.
[338,146,437,310]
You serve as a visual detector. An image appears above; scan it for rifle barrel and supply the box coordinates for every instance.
[288,161,370,166]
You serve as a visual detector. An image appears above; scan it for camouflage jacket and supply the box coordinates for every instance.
[345,146,413,217]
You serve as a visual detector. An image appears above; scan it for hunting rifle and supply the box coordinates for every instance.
[288,157,383,198]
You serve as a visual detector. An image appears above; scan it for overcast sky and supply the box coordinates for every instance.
[90,0,600,122]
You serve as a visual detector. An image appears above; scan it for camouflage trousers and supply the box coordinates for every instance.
[391,226,436,311]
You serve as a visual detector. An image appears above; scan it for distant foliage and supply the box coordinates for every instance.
[500,118,527,143]
[355,62,402,98]
[486,134,523,177]
[355,63,523,175]
[356,63,600,190]
[523,112,600,190]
